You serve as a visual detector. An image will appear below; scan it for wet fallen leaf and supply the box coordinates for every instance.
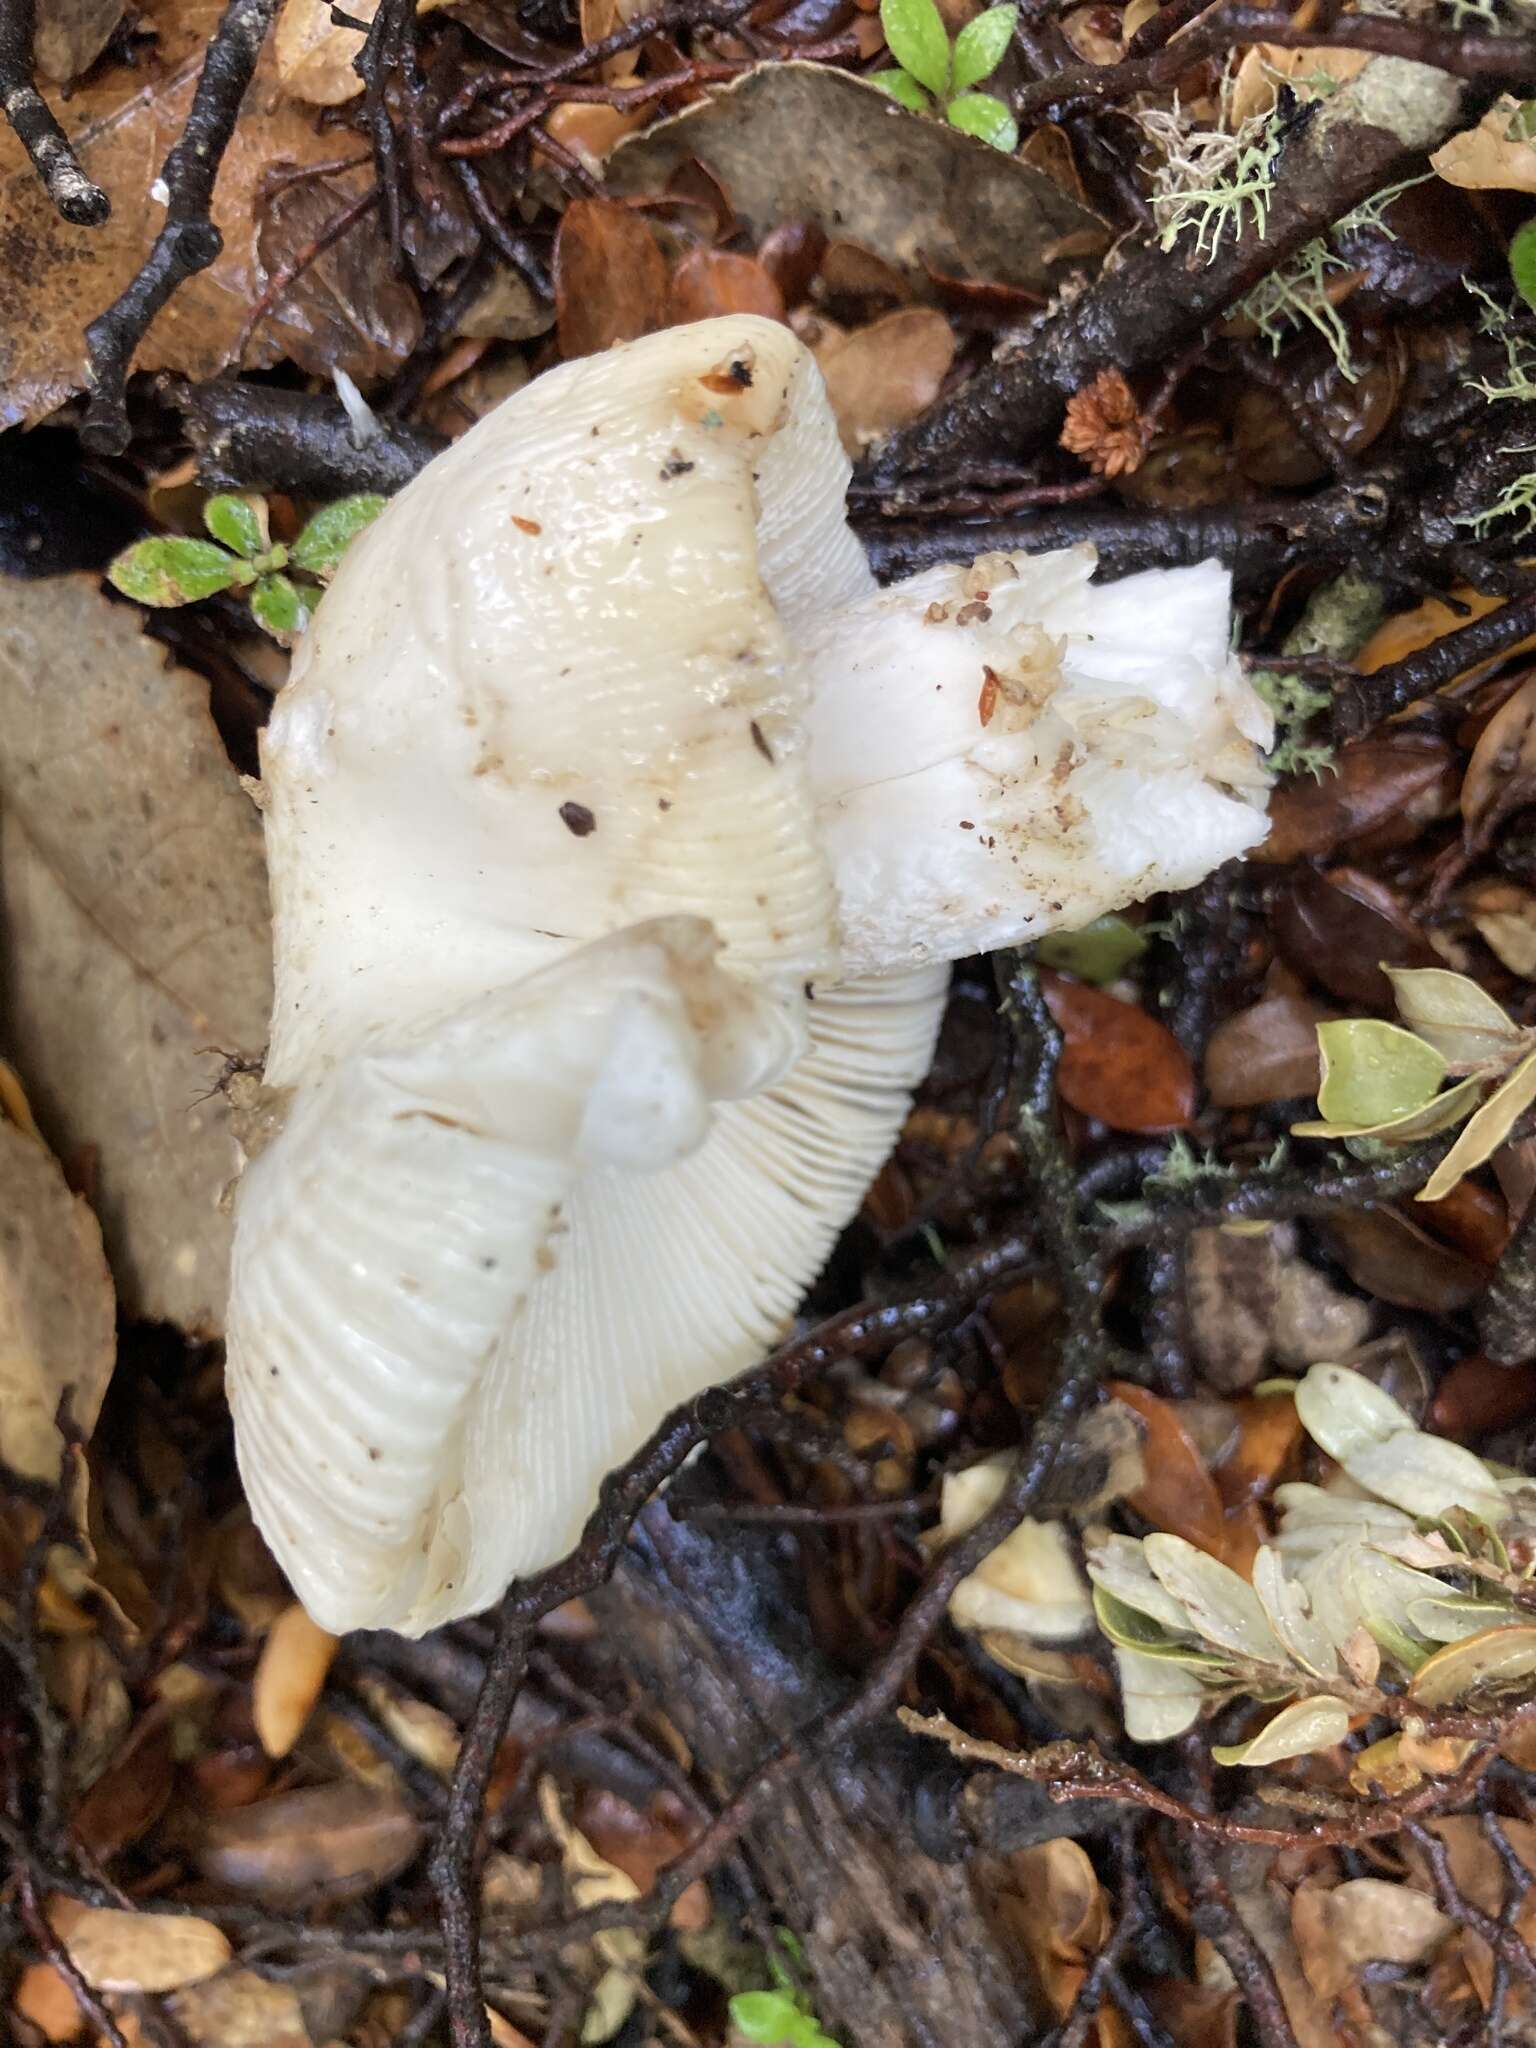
[811,307,955,457]
[49,1901,230,1994]
[1291,1877,1450,2002]
[1355,587,1536,687]
[274,0,380,103]
[1105,1381,1228,1559]
[254,165,425,381]
[1272,865,1437,1009]
[555,197,669,359]
[1418,1176,1508,1264]
[0,0,409,426]
[1462,671,1536,855]
[1041,974,1197,1133]
[757,219,827,308]
[1429,1353,1536,1440]
[609,64,1102,300]
[71,1713,176,1862]
[1432,94,1536,193]
[1322,1208,1484,1316]
[1423,1814,1536,2005]
[540,1777,643,2041]
[1461,877,1536,979]
[1261,734,1458,864]
[170,1968,314,2048]
[35,0,124,83]
[252,1602,339,1759]
[1204,994,1329,1109]
[575,1788,711,1930]
[0,1118,114,1481]
[667,248,786,324]
[195,1779,423,1903]
[0,576,271,1332]
[1229,43,1370,126]
[11,1961,83,2043]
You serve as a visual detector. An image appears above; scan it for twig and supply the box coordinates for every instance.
[0,0,108,223]
[1478,1184,1536,1366]
[82,0,282,453]
[1335,586,1536,739]
[17,1876,128,2048]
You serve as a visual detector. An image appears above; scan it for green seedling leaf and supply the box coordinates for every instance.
[108,536,242,607]
[945,91,1019,151]
[951,2,1016,89]
[1420,1045,1536,1202]
[203,492,269,559]
[249,573,312,642]
[732,1992,801,2042]
[1310,1018,1446,1129]
[1212,1695,1350,1767]
[1290,1071,1484,1145]
[1514,221,1536,318]
[1385,965,1524,1067]
[879,0,950,95]
[1034,914,1145,985]
[869,67,932,110]
[289,493,386,578]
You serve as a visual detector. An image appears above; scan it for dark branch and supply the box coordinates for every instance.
[82,0,281,453]
[0,0,108,224]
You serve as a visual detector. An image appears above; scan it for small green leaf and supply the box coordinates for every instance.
[107,536,240,607]
[1291,1070,1485,1145]
[249,573,312,642]
[945,91,1019,151]
[879,0,950,96]
[869,67,932,110]
[1419,1046,1536,1202]
[1509,98,1536,143]
[1385,965,1523,1067]
[1034,914,1145,985]
[1514,220,1536,317]
[951,2,1015,89]
[203,492,269,558]
[1408,1623,1536,1707]
[731,1991,803,2043]
[289,492,386,578]
[1212,1695,1351,1767]
[1311,1017,1447,1129]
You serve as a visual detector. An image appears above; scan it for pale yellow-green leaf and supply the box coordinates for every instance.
[1385,966,1524,1066]
[1408,1623,1536,1707]
[1294,1363,1413,1466]
[1290,1071,1485,1144]
[1408,1596,1519,1644]
[1419,1048,1536,1202]
[1252,1546,1336,1677]
[1312,1018,1446,1128]
[1344,1435,1509,1522]
[1085,1532,1195,1636]
[1143,1534,1287,1664]
[1114,1646,1204,1741]
[1212,1695,1351,1767]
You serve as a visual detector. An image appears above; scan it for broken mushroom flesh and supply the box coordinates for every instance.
[228,315,1272,1634]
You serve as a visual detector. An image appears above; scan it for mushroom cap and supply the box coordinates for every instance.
[805,546,1274,976]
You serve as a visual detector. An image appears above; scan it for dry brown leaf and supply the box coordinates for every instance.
[49,1901,230,1994]
[1432,95,1536,193]
[667,248,786,325]
[812,307,955,456]
[1422,1816,1536,2005]
[1322,1208,1483,1316]
[195,1780,423,1903]
[274,0,380,104]
[1105,1380,1229,1559]
[11,1961,83,2043]
[554,197,668,359]
[1204,994,1329,1110]
[0,0,412,426]
[0,576,271,1332]
[170,1967,313,2048]
[1261,735,1458,865]
[1461,877,1536,979]
[609,65,1102,301]
[34,0,124,83]
[1462,671,1536,853]
[254,165,425,379]
[0,1118,114,1480]
[1291,1878,1451,2002]
[1228,44,1370,127]
[252,1602,339,1759]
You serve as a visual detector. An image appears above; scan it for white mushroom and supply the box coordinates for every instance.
[227,315,1272,1635]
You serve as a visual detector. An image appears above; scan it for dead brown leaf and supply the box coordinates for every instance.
[0,1117,114,1480]
[254,166,424,379]
[11,1961,84,2043]
[195,1779,424,1903]
[555,197,669,359]
[274,0,379,104]
[0,0,412,426]
[811,307,955,457]
[34,0,124,83]
[1461,877,1536,978]
[1261,734,1458,864]
[170,1967,313,2048]
[0,576,271,1333]
[1041,973,1197,1133]
[1432,95,1536,193]
[609,64,1102,301]
[1292,1877,1450,2003]
[1462,671,1536,854]
[1322,1207,1484,1316]
[667,248,786,325]
[1204,994,1329,1109]
[252,1602,339,1759]
[49,1900,231,1994]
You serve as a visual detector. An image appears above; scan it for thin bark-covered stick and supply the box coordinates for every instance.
[1479,1186,1536,1365]
[864,56,1466,487]
[82,0,281,453]
[0,0,108,223]
[1334,585,1536,738]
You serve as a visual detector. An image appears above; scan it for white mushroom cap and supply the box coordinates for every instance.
[230,316,1271,1635]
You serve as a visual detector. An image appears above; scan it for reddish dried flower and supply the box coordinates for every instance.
[1059,368,1149,479]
